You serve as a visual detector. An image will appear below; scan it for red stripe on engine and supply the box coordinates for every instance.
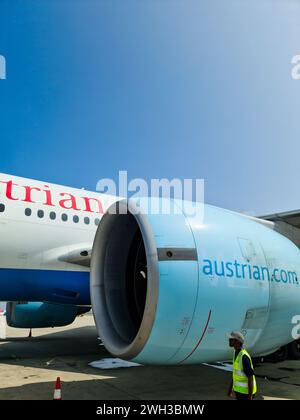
[178,309,212,364]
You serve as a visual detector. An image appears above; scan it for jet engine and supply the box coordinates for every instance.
[91,198,300,364]
[6,301,90,328]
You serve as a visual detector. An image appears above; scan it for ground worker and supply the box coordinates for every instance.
[227,331,257,400]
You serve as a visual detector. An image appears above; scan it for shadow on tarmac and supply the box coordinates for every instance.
[0,325,296,400]
[0,325,100,359]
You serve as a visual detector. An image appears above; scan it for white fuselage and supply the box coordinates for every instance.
[0,173,120,305]
[0,173,117,272]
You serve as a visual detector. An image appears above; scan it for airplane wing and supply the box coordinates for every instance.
[260,209,300,229]
[260,210,300,249]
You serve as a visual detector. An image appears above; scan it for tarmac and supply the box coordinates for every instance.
[0,313,299,400]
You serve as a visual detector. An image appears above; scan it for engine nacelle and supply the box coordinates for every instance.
[6,301,89,328]
[91,198,300,365]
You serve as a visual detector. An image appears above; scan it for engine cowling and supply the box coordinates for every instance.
[90,198,300,365]
[6,301,89,328]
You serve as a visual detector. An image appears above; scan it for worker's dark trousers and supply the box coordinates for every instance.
[235,392,255,400]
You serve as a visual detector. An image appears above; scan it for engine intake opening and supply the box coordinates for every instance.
[91,200,158,360]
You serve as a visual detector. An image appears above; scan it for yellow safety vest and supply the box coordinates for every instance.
[232,348,257,395]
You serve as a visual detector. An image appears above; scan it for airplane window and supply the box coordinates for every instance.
[73,215,79,223]
[25,208,32,216]
[95,218,100,226]
[37,210,44,218]
[62,213,68,222]
[84,217,90,225]
[50,211,56,220]
[0,204,5,213]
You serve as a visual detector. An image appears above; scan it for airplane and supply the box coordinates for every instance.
[0,173,300,364]
[0,173,118,327]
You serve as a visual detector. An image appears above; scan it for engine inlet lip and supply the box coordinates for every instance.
[90,198,159,360]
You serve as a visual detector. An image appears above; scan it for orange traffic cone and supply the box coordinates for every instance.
[53,377,62,400]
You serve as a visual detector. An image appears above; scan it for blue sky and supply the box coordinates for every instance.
[0,0,300,215]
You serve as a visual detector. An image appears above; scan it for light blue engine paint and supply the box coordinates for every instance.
[91,198,300,365]
[6,301,81,328]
